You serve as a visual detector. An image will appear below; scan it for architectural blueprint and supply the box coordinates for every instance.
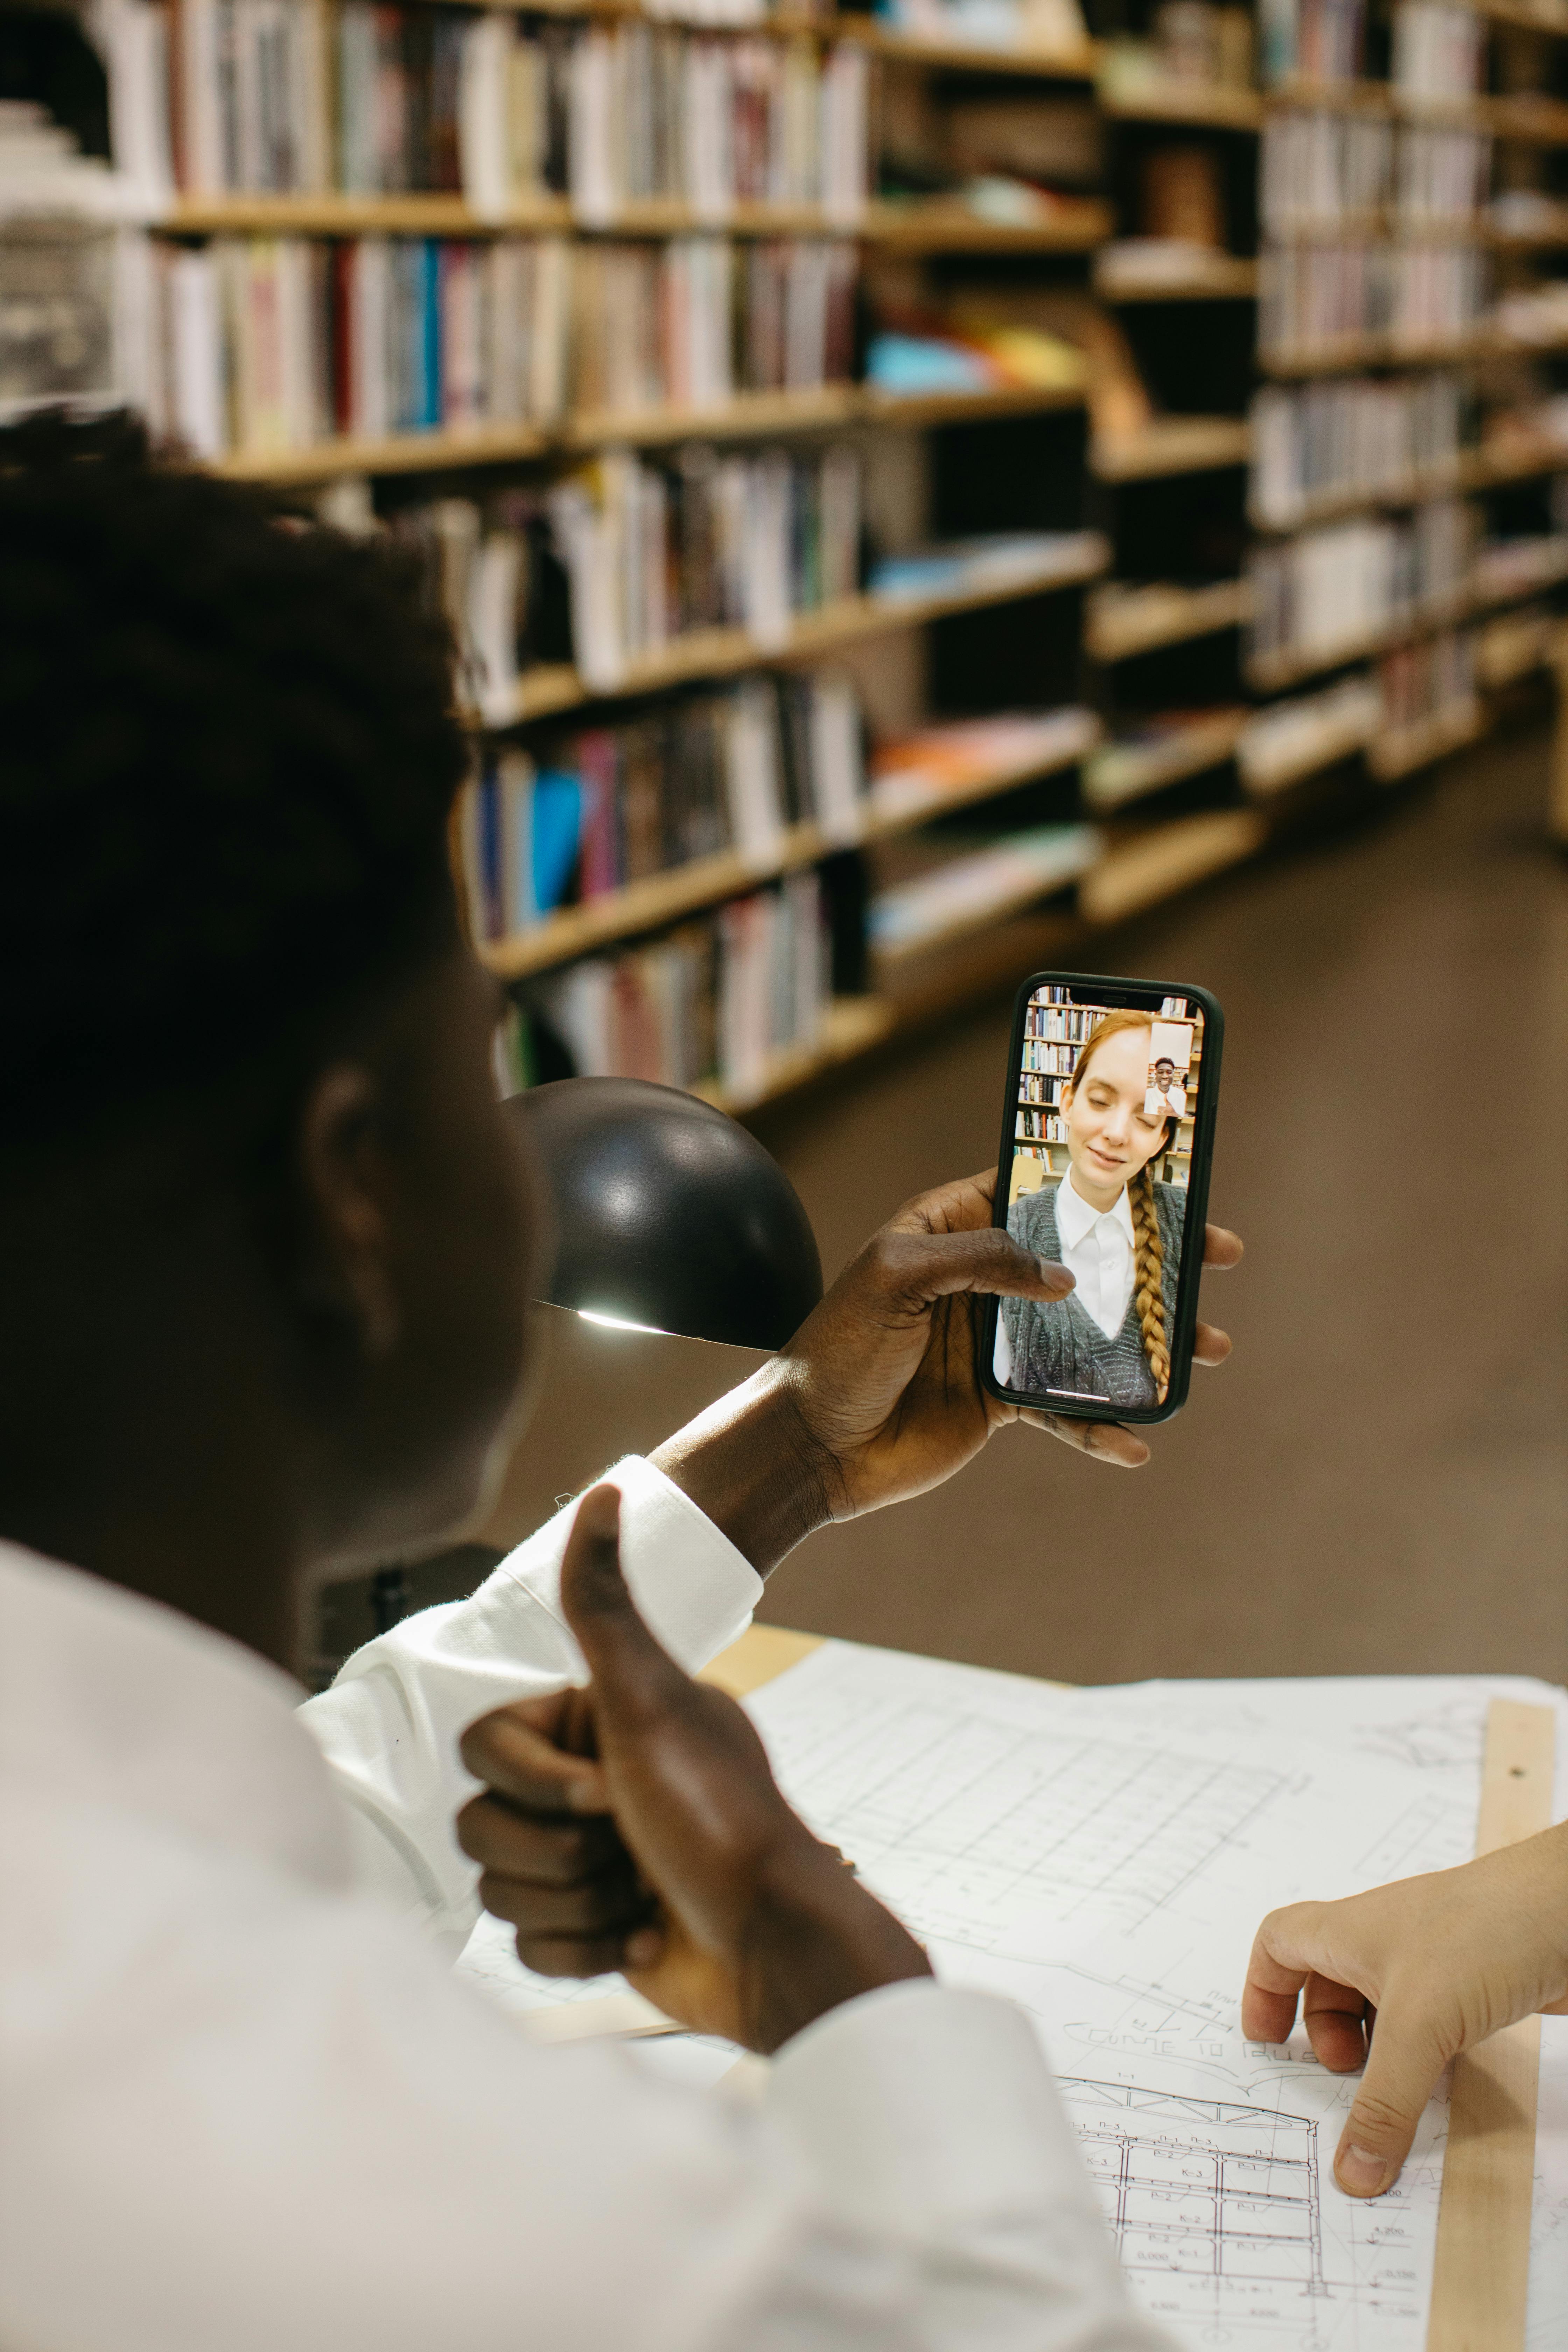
[458,1648,1568,2348]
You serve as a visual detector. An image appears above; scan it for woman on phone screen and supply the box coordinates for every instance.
[996,1008,1184,1409]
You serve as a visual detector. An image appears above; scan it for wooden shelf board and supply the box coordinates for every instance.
[1264,80,1568,138]
[863,198,1112,252]
[211,383,1108,481]
[562,384,862,448]
[1083,710,1248,810]
[158,195,859,239]
[1368,700,1489,782]
[866,383,1086,426]
[1265,217,1489,244]
[1258,330,1494,377]
[1247,555,1568,692]
[1239,714,1380,797]
[1078,809,1266,926]
[862,26,1099,77]
[216,424,554,483]
[481,728,1099,977]
[1480,0,1568,31]
[1250,442,1568,534]
[1099,79,1263,130]
[697,994,896,1116]
[420,0,833,24]
[493,547,1108,725]
[1092,416,1250,481]
[873,862,1090,966]
[1096,256,1259,302]
[1087,577,1251,662]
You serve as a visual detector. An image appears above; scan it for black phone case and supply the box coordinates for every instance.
[978,971,1225,1425]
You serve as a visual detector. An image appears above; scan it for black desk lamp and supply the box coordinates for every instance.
[509,1077,823,1349]
[366,1079,822,1634]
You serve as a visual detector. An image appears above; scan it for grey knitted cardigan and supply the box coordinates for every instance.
[1001,1178,1186,1408]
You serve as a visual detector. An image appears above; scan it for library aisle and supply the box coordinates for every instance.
[482,719,1568,1690]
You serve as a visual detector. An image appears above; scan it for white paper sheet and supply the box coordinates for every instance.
[457,1647,1568,2348]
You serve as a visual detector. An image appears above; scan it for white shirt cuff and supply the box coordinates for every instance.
[302,1457,762,1937]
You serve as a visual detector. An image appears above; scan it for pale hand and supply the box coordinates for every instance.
[1242,1823,1568,2197]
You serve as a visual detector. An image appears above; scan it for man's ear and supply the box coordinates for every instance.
[295,1064,401,1358]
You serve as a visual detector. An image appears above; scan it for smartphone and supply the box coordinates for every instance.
[979,972,1224,1425]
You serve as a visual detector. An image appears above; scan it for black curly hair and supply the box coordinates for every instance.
[0,408,470,1166]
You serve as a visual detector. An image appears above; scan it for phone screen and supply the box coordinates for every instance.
[984,973,1221,1423]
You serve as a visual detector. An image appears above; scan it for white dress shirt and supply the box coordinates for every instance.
[1052,1173,1138,1342]
[0,1461,1176,2352]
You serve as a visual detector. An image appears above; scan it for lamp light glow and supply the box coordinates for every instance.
[577,1309,666,1335]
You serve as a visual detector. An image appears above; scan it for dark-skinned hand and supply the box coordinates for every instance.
[457,1486,930,2052]
[652,1168,1244,1571]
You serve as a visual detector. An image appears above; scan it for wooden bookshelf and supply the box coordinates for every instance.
[1238,704,1381,797]
[1086,577,1252,663]
[1247,552,1568,693]
[1077,809,1267,926]
[697,993,896,1117]
[1083,710,1249,810]
[160,195,862,239]
[212,383,1096,485]
[1092,418,1250,482]
[1095,253,1259,302]
[1099,79,1263,131]
[862,198,1113,252]
[859,26,1098,78]
[868,383,1086,427]
[1258,330,1496,378]
[491,540,1110,725]
[1265,82,1568,140]
[1367,700,1489,782]
[1249,443,1568,534]
[481,722,1101,978]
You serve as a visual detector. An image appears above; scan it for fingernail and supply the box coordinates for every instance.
[565,1780,600,1812]
[1336,2144,1388,2195]
[623,1926,662,1968]
[1038,1256,1073,1289]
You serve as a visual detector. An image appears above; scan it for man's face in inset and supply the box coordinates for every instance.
[1154,1058,1177,1089]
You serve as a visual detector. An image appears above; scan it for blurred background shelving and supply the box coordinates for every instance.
[5,0,1567,1115]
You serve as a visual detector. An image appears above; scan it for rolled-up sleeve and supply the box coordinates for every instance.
[299,1457,761,1943]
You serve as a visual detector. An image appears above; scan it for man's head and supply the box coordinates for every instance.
[1154,1058,1177,1085]
[0,412,538,1658]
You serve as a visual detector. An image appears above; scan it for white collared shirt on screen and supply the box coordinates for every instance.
[1053,1171,1138,1341]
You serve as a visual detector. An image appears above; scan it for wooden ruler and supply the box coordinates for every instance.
[1426,1698,1557,2352]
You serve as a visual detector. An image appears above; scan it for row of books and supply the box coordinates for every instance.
[1377,624,1476,735]
[1250,373,1467,525]
[524,22,868,225]
[1261,114,1490,232]
[523,872,829,1099]
[547,441,861,692]
[1023,1000,1101,1043]
[459,670,865,941]
[1260,243,1490,358]
[127,231,861,460]
[109,0,868,218]
[1248,497,1478,664]
[1389,1,1485,98]
[1258,0,1366,85]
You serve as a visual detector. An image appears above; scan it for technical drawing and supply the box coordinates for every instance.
[1062,2077,1326,2294]
[765,1696,1290,1945]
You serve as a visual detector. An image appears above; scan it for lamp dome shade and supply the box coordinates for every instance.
[507,1078,824,1351]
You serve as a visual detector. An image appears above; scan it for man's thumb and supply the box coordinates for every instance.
[560,1485,683,1715]
[1333,2011,1446,2196]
